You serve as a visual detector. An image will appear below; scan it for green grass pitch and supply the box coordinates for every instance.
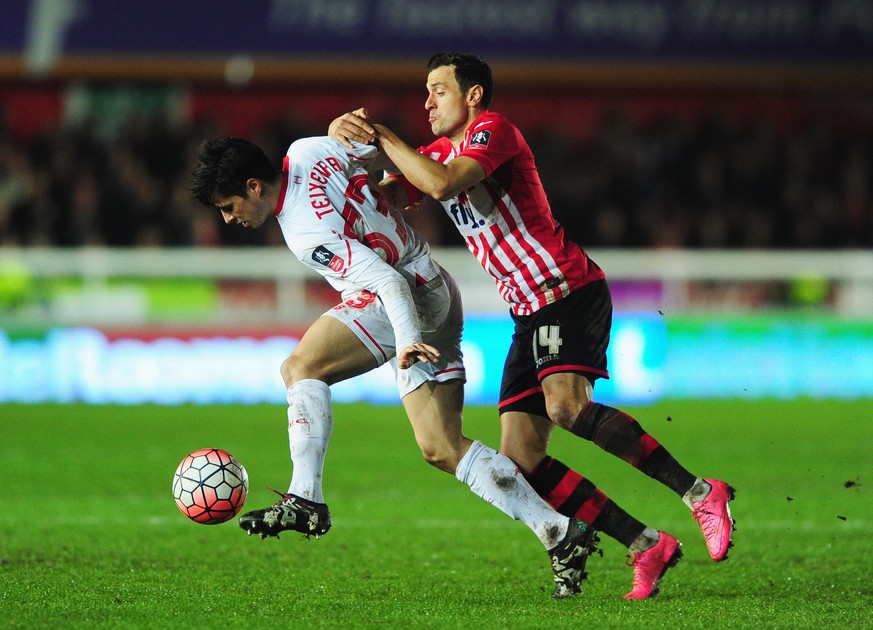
[2,400,871,628]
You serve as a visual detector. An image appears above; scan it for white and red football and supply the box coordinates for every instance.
[172,448,248,524]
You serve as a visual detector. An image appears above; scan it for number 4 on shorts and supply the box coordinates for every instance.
[537,325,562,356]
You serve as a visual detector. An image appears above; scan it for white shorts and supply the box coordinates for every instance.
[324,265,465,398]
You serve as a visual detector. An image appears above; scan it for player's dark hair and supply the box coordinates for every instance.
[190,137,279,207]
[428,52,493,109]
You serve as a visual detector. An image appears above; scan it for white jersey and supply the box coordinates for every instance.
[274,137,440,350]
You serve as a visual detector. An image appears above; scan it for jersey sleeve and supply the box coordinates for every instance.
[456,115,521,177]
[291,226,423,352]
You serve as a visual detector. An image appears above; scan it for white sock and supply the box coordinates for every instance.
[629,527,661,554]
[455,440,569,549]
[286,379,333,503]
[682,478,711,508]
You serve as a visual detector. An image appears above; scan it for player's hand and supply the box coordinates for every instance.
[377,177,410,210]
[398,342,440,369]
[329,108,375,148]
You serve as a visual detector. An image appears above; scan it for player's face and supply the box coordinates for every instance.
[213,182,272,229]
[425,65,471,143]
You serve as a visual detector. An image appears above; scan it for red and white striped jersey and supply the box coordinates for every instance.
[418,111,605,315]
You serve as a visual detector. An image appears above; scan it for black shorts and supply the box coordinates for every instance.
[498,279,612,416]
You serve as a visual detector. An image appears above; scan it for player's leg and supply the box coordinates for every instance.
[498,327,661,551]
[498,315,683,597]
[401,270,595,598]
[400,378,598,598]
[399,378,469,473]
[531,279,735,562]
[239,312,381,540]
[541,371,734,562]
[398,287,578,555]
[499,407,666,538]
[280,314,377,498]
[500,407,683,598]
[541,371,699,497]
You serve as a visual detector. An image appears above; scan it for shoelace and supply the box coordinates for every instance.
[692,503,722,536]
[266,486,293,505]
[625,552,651,594]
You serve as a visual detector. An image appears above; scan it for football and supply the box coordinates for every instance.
[172,448,249,524]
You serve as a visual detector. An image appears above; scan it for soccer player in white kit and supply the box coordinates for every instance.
[329,52,735,600]
[191,135,598,598]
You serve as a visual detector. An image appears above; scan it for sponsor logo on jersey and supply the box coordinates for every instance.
[469,129,491,148]
[312,245,344,272]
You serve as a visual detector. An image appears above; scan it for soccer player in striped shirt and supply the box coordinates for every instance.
[330,52,735,600]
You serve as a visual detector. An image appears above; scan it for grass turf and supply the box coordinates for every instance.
[1,400,871,628]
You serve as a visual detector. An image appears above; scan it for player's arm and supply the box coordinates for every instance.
[329,108,376,148]
[349,256,441,369]
[295,233,439,369]
[328,113,431,209]
[376,171,431,211]
[373,123,485,201]
[374,175,410,211]
[336,254,441,369]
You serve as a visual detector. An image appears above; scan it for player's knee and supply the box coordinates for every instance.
[280,352,318,386]
[545,397,582,430]
[417,442,458,474]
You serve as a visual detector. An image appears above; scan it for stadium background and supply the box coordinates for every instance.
[1,0,872,405]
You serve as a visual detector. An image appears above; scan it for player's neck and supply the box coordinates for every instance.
[264,175,285,217]
[449,109,486,147]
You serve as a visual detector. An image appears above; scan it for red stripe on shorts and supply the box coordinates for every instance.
[352,320,387,363]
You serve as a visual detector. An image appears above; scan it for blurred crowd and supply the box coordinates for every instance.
[1,104,870,249]
[534,109,872,249]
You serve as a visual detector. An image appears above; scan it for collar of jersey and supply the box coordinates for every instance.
[274,156,290,217]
